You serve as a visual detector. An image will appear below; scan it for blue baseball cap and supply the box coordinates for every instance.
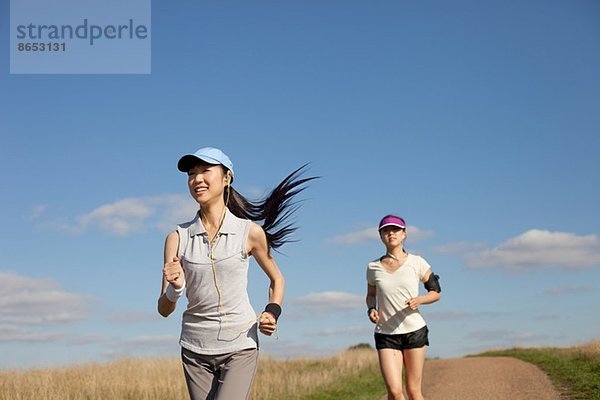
[177,147,235,179]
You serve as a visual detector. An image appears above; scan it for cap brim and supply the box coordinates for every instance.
[177,155,221,172]
[378,222,406,230]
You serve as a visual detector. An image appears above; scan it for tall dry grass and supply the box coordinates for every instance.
[565,340,600,360]
[250,347,379,399]
[0,348,379,400]
[0,357,187,400]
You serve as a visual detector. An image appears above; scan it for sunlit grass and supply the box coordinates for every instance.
[0,347,382,400]
[5,341,596,400]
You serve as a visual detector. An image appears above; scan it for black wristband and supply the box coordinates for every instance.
[367,307,376,316]
[264,303,282,322]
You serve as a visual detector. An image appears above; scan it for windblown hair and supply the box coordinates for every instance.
[224,164,318,251]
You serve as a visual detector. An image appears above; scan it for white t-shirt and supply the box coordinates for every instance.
[366,254,431,335]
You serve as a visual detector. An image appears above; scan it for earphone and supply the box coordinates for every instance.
[209,169,278,339]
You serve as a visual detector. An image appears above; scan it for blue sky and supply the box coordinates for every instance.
[1,0,599,369]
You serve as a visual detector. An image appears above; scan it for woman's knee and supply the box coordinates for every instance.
[405,383,423,400]
[387,389,405,400]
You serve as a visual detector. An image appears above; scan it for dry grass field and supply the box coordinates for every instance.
[563,340,600,360]
[2,342,597,400]
[0,347,379,400]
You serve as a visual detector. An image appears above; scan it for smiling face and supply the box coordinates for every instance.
[187,162,229,206]
[379,225,406,250]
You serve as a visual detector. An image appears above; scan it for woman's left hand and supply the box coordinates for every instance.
[406,297,421,311]
[258,312,277,336]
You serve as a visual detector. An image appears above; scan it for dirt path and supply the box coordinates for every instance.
[380,356,563,400]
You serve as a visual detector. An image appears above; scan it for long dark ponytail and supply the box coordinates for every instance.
[224,164,318,251]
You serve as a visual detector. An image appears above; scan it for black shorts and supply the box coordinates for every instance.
[374,325,429,350]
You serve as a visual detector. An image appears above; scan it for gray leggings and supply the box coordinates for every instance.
[181,347,259,400]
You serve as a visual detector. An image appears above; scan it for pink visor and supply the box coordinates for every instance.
[378,215,406,231]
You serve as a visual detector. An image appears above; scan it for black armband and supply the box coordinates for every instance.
[424,273,441,293]
[264,303,282,322]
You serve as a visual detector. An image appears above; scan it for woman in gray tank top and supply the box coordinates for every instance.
[157,147,316,400]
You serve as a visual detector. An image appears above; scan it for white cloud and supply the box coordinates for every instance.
[290,291,363,311]
[0,271,95,344]
[76,198,154,235]
[466,329,556,344]
[544,285,597,295]
[0,272,91,325]
[0,325,65,343]
[427,311,469,321]
[40,194,198,236]
[427,311,505,321]
[71,335,111,345]
[107,311,158,323]
[28,205,47,220]
[329,228,379,244]
[432,241,486,254]
[459,329,567,357]
[243,185,267,199]
[467,230,600,271]
[329,225,433,244]
[404,226,434,243]
[535,314,560,321]
[464,329,514,341]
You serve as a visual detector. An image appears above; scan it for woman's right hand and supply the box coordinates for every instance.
[368,308,379,324]
[163,256,184,289]
[258,312,277,336]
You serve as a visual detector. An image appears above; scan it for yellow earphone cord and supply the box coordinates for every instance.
[208,180,279,340]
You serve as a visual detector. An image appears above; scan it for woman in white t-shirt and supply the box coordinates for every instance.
[366,215,441,400]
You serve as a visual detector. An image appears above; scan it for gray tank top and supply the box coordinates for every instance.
[177,209,258,355]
